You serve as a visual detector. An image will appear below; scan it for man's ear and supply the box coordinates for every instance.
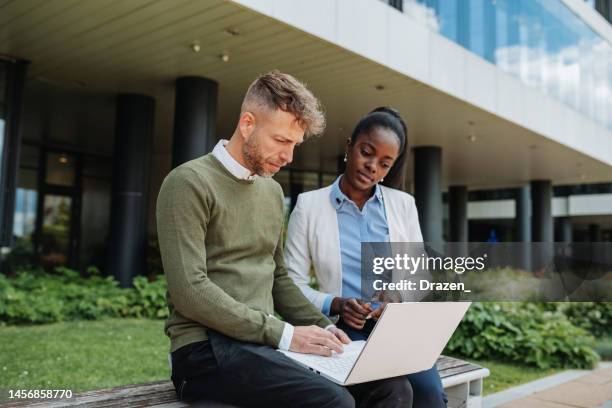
[238,111,256,140]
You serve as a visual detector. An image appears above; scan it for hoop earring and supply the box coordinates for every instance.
[343,153,347,163]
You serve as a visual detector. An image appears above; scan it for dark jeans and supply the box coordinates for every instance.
[337,320,447,408]
[171,330,413,408]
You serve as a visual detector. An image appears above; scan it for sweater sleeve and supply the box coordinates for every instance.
[156,167,285,347]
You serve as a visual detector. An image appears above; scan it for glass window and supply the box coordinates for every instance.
[40,195,72,267]
[399,0,612,131]
[12,187,37,238]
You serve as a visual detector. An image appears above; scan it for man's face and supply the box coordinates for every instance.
[241,109,305,177]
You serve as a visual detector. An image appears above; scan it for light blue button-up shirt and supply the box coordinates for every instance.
[321,176,390,315]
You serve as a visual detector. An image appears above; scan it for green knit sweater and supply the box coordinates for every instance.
[156,154,331,352]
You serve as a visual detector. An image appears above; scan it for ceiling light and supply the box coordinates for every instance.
[220,51,230,62]
[58,154,68,165]
[190,42,201,53]
[467,121,476,142]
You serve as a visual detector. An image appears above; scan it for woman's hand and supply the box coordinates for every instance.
[366,302,388,321]
[331,297,374,330]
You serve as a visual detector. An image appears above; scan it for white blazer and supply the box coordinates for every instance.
[284,184,424,311]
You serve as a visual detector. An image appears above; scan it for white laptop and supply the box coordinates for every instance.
[279,302,470,386]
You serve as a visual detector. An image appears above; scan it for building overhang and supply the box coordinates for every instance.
[2,0,611,189]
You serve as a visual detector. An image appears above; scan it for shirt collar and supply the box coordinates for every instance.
[330,175,383,210]
[212,139,256,181]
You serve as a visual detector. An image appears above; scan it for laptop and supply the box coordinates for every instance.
[278,302,470,386]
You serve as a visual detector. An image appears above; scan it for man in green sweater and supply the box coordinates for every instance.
[157,71,413,407]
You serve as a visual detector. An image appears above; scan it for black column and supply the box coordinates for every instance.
[589,223,602,242]
[414,146,443,245]
[449,185,468,257]
[515,185,531,242]
[531,180,553,243]
[515,185,531,271]
[531,180,553,271]
[558,217,572,243]
[0,59,29,246]
[172,76,218,168]
[108,94,155,287]
[449,185,468,242]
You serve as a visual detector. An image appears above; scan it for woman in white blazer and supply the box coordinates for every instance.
[285,107,447,408]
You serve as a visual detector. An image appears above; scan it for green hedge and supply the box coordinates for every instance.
[445,302,599,369]
[0,267,167,324]
[558,302,612,338]
[1,268,606,370]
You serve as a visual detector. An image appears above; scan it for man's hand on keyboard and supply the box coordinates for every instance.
[327,326,351,345]
[290,325,345,356]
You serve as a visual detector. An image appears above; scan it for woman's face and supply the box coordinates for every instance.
[345,127,401,191]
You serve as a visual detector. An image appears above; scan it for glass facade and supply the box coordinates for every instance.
[401,0,612,130]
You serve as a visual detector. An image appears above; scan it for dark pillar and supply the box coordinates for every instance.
[589,223,602,242]
[414,147,443,245]
[0,58,29,246]
[515,185,531,271]
[515,185,531,242]
[558,217,572,243]
[531,180,553,242]
[448,186,468,242]
[449,185,468,257]
[531,180,553,271]
[172,76,218,168]
[108,94,155,287]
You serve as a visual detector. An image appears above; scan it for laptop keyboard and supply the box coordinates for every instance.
[309,353,357,376]
[279,340,366,382]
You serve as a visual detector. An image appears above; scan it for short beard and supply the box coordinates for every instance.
[242,135,274,178]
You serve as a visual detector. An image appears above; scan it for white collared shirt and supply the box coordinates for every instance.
[211,139,256,181]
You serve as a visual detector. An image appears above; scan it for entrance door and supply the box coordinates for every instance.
[34,150,81,268]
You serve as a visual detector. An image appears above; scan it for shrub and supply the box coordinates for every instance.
[558,302,612,338]
[0,267,168,325]
[446,302,600,369]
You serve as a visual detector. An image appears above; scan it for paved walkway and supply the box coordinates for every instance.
[484,363,612,408]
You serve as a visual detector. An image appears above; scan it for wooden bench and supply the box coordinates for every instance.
[3,356,488,408]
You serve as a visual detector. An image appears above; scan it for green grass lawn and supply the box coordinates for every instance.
[0,318,572,401]
[0,318,170,402]
[460,358,563,395]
